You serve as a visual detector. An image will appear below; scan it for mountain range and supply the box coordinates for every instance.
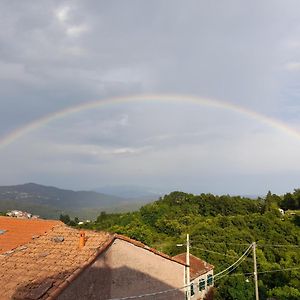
[94,184,163,200]
[0,183,159,219]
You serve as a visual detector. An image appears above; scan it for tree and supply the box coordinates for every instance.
[82,190,300,299]
[59,214,70,225]
[268,285,300,300]
[282,193,295,210]
[264,191,273,212]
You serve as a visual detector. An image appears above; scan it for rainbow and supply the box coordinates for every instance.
[1,94,300,150]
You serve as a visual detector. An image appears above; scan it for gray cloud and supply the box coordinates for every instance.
[0,0,300,194]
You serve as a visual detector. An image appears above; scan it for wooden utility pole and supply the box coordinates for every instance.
[253,242,259,300]
[186,234,191,300]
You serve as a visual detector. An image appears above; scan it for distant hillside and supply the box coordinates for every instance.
[0,183,151,219]
[93,184,163,200]
[83,190,300,300]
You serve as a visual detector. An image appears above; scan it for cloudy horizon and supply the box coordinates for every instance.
[1,0,300,195]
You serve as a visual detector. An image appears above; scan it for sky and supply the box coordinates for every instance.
[1,0,300,195]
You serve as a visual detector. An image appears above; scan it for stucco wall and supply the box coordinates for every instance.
[190,269,214,300]
[58,238,186,300]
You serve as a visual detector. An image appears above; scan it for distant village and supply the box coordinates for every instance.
[6,209,39,219]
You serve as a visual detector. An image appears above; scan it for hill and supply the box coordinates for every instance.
[93,184,163,201]
[81,191,300,300]
[0,183,151,219]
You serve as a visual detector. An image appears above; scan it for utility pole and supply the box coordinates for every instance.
[186,234,191,300]
[253,242,259,300]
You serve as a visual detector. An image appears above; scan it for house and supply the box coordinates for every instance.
[173,253,214,300]
[6,210,39,219]
[0,216,213,300]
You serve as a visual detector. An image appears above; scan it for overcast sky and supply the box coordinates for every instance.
[1,0,300,195]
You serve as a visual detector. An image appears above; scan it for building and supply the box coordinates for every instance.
[0,216,213,300]
[6,210,39,219]
[173,253,214,300]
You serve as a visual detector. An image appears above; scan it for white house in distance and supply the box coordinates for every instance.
[173,253,214,300]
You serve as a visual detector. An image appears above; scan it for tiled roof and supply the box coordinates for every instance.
[0,217,62,254]
[172,253,214,279]
[0,218,186,300]
[0,218,112,300]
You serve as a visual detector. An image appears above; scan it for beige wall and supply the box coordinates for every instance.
[58,238,186,300]
[190,269,214,300]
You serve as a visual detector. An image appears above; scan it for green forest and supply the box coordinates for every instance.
[68,190,300,300]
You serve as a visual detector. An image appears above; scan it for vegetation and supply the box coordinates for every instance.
[59,214,80,226]
[0,183,149,220]
[80,190,300,300]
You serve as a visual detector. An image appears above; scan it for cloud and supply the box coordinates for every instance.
[55,6,71,23]
[118,114,129,126]
[66,24,89,37]
[1,0,300,193]
[0,61,42,84]
[54,5,89,37]
[110,146,150,155]
[285,62,300,71]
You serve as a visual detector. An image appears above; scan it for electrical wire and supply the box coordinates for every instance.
[254,266,300,275]
[107,283,189,300]
[214,266,300,281]
[257,243,300,248]
[191,239,300,248]
[191,240,251,246]
[213,243,253,278]
[190,246,253,262]
[214,250,253,282]
[107,244,299,300]
[108,265,300,299]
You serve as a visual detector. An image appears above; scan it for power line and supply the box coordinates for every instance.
[190,246,253,262]
[191,239,300,248]
[214,266,300,281]
[107,284,189,300]
[191,240,251,246]
[108,243,252,299]
[214,272,253,281]
[215,249,253,283]
[257,243,300,248]
[254,266,300,275]
[107,243,299,300]
[214,243,253,278]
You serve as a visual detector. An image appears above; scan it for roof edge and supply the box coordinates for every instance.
[46,233,186,299]
[174,253,214,267]
[114,234,186,267]
[46,233,115,300]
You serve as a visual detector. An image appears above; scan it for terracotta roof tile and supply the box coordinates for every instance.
[0,218,112,300]
[0,217,62,254]
[0,218,191,299]
[173,253,214,279]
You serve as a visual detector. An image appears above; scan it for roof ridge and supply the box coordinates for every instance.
[114,234,186,266]
[46,233,115,299]
[0,216,63,223]
[2,226,188,299]
[0,217,64,255]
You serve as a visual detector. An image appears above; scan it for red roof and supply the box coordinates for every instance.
[0,216,62,254]
[173,253,214,279]
[0,217,186,299]
[0,218,111,299]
